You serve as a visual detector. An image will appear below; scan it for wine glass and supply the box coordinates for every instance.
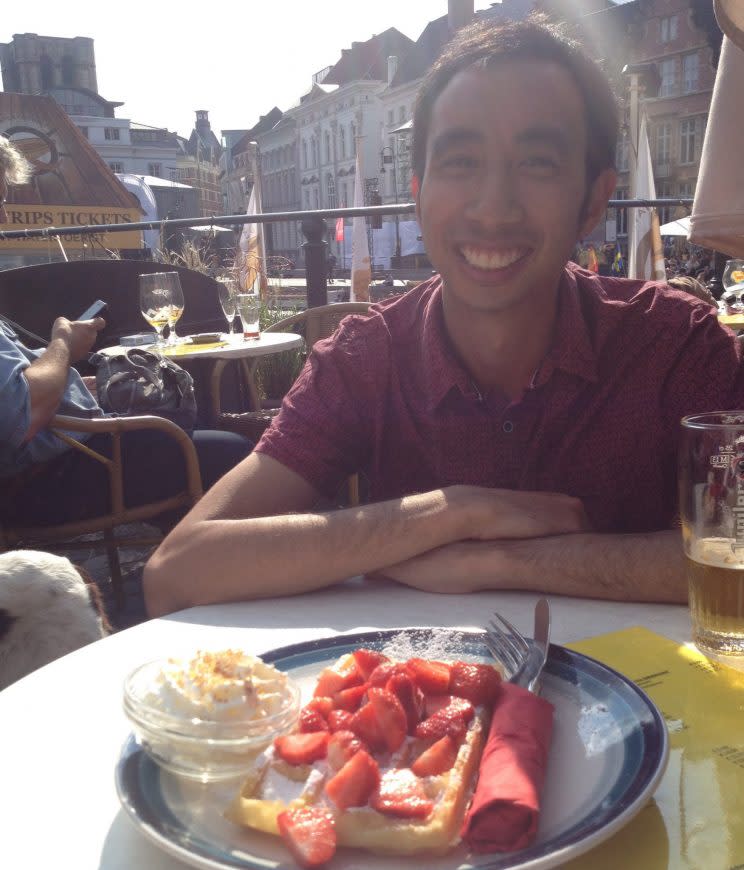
[722,259,744,311]
[163,273,185,346]
[215,275,238,335]
[139,272,177,347]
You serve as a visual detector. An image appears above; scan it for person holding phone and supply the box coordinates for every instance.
[0,135,252,530]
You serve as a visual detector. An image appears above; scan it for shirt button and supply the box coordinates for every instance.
[502,420,514,434]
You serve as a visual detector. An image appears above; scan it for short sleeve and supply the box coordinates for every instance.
[0,329,32,449]
[256,314,387,497]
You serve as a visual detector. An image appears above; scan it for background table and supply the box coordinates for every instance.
[0,578,690,869]
[100,332,304,418]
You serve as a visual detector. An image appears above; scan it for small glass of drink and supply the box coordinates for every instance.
[237,293,261,340]
[679,412,744,667]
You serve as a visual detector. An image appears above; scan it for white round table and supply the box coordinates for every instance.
[0,579,690,869]
[100,332,304,415]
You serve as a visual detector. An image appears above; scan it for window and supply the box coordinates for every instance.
[679,180,694,198]
[302,140,308,170]
[615,129,629,173]
[350,123,356,156]
[104,127,120,141]
[78,126,88,139]
[659,59,676,97]
[340,181,348,207]
[169,167,178,181]
[614,189,628,236]
[326,174,337,208]
[680,118,697,164]
[657,181,674,225]
[660,15,678,43]
[387,110,394,125]
[339,125,346,159]
[399,106,406,123]
[313,188,319,210]
[303,189,310,210]
[683,53,699,93]
[148,163,162,177]
[324,131,331,164]
[655,122,672,162]
[109,161,123,173]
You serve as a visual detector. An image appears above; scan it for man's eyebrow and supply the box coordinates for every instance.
[515,125,572,153]
[429,128,483,159]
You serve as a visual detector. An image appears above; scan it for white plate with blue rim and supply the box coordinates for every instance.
[115,627,669,869]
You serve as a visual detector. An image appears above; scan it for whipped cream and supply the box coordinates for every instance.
[146,649,290,722]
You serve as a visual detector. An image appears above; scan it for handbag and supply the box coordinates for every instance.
[90,348,197,433]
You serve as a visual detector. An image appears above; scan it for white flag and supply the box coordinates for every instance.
[628,114,665,281]
[238,180,268,295]
[351,149,371,302]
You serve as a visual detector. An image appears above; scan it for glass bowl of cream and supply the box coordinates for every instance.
[123,649,300,782]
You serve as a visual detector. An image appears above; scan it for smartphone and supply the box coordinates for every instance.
[78,299,108,321]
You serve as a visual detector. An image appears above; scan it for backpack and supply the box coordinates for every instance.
[90,348,197,433]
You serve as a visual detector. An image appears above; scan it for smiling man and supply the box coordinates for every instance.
[144,17,744,616]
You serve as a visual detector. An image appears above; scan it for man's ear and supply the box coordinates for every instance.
[579,167,617,238]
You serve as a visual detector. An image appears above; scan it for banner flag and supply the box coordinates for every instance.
[238,175,268,295]
[351,148,371,302]
[335,216,344,242]
[628,114,665,281]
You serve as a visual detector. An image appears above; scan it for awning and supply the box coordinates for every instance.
[659,216,691,237]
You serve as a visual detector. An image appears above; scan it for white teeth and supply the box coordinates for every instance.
[460,246,525,270]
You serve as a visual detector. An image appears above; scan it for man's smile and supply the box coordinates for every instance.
[458,244,531,272]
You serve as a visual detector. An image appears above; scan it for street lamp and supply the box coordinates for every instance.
[380,145,401,264]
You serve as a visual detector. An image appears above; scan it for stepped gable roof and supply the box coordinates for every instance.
[323,27,415,85]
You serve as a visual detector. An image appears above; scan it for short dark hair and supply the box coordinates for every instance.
[412,16,619,188]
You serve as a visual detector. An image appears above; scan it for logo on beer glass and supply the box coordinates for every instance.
[735,436,744,549]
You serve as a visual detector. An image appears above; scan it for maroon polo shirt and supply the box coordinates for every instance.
[257,263,744,532]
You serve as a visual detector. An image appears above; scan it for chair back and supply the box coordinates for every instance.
[265,302,372,350]
[0,259,225,349]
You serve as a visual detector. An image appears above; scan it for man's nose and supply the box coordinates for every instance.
[465,163,523,226]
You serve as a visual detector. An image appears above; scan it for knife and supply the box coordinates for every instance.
[512,598,551,694]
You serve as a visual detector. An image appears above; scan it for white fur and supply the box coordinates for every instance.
[0,550,108,691]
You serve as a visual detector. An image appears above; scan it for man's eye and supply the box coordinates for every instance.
[521,155,559,171]
[439,154,478,170]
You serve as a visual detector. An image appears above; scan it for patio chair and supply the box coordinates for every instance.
[0,413,203,610]
[215,302,372,505]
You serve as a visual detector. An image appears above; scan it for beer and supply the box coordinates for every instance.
[237,294,260,340]
[687,537,744,656]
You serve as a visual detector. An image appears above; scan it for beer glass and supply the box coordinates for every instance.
[216,276,238,335]
[237,293,261,340]
[679,412,744,664]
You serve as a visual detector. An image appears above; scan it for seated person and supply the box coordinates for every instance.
[0,136,252,529]
[143,18,744,616]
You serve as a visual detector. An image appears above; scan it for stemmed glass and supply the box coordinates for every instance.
[722,259,744,311]
[139,272,185,348]
[216,275,238,335]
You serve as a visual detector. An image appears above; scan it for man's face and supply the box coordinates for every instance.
[0,172,8,224]
[416,60,613,316]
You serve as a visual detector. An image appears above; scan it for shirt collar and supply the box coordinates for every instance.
[421,265,599,411]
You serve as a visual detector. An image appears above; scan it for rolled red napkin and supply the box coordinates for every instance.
[461,682,554,853]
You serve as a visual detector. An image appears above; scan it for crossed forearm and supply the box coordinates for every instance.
[376,529,687,603]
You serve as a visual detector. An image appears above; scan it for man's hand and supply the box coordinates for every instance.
[446,485,590,541]
[50,316,105,363]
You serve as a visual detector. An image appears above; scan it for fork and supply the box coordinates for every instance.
[484,610,531,677]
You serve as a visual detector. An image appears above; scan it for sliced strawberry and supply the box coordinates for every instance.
[298,705,330,733]
[349,701,387,752]
[367,688,407,752]
[327,729,364,770]
[367,661,397,687]
[411,734,459,777]
[314,653,364,698]
[353,648,390,680]
[405,658,452,694]
[325,749,381,809]
[386,672,425,733]
[277,806,336,868]
[414,697,474,740]
[371,768,434,819]
[425,693,455,717]
[274,731,329,766]
[306,696,335,718]
[449,661,502,706]
[334,683,368,712]
[328,708,354,732]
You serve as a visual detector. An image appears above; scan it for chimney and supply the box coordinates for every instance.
[387,55,398,84]
[448,0,475,32]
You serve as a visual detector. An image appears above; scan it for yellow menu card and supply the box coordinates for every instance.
[562,627,744,870]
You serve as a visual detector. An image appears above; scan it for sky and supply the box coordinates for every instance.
[1,0,504,140]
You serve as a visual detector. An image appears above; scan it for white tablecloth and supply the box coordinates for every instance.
[0,578,690,869]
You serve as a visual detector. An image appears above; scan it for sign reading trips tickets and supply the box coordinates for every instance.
[0,204,142,250]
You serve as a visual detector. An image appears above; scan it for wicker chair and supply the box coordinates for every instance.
[216,302,372,505]
[0,414,203,609]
